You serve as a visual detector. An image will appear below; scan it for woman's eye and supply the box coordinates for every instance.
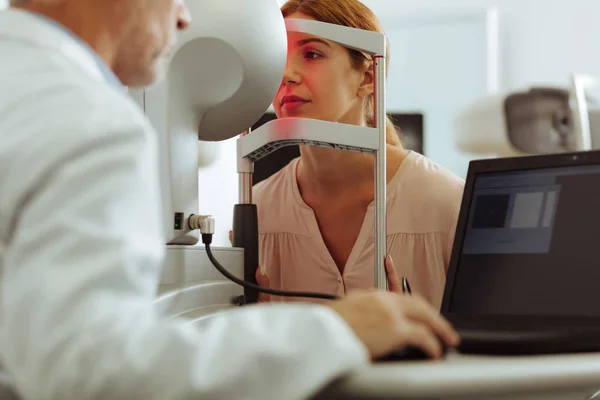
[303,51,322,60]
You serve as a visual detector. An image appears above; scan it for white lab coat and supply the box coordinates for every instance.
[0,9,369,400]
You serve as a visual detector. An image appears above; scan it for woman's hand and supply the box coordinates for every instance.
[384,255,403,294]
[255,267,271,303]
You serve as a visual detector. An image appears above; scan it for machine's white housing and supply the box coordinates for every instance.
[285,18,385,55]
[237,118,380,166]
[128,0,288,307]
[130,0,287,246]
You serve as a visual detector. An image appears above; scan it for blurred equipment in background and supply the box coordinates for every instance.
[455,73,599,157]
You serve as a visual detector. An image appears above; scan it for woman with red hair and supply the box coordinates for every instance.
[253,0,465,309]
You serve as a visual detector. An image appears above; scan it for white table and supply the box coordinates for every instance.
[313,351,600,400]
[1,352,599,399]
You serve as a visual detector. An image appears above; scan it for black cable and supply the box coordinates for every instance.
[202,234,338,301]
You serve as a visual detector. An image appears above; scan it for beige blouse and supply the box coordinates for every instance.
[253,151,465,309]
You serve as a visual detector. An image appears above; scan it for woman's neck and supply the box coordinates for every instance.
[296,145,409,204]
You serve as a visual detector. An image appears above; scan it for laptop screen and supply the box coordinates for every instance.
[449,163,600,317]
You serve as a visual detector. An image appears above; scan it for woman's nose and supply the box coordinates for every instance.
[282,59,301,85]
[177,3,192,31]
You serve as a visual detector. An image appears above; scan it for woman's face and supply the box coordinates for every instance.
[273,13,373,125]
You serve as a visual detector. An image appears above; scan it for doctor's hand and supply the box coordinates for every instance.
[328,292,460,360]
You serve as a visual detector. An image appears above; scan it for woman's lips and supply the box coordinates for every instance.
[281,95,309,110]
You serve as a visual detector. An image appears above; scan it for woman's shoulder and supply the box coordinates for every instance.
[252,158,307,235]
[253,158,299,204]
[388,152,465,233]
[397,152,465,195]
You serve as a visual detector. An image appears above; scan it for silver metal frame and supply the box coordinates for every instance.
[570,73,597,152]
[239,129,253,204]
[373,55,387,289]
[237,19,388,290]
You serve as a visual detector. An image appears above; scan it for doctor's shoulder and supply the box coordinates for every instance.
[19,78,151,151]
[0,77,156,198]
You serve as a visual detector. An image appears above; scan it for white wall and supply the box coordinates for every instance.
[378,9,495,177]
[0,0,7,8]
[198,139,238,246]
[362,0,600,91]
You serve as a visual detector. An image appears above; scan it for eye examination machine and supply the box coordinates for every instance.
[129,0,390,317]
[125,1,600,399]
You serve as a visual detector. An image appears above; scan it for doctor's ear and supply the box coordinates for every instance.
[356,60,374,99]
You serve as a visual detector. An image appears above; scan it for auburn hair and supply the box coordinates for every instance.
[281,0,402,146]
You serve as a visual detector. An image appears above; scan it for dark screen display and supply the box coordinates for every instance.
[450,165,600,317]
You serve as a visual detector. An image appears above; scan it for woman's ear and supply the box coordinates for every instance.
[357,60,374,98]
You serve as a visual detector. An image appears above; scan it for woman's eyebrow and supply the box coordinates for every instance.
[296,38,331,48]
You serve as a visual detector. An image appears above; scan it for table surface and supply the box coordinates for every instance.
[313,351,600,400]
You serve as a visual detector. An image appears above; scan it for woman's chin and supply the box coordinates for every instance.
[280,110,321,120]
[281,112,308,119]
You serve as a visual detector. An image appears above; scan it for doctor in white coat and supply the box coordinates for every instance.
[0,0,460,399]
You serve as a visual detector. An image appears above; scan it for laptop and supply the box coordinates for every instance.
[441,150,600,356]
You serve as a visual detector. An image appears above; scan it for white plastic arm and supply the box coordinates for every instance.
[285,18,385,56]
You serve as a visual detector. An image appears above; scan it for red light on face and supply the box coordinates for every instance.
[274,116,301,140]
